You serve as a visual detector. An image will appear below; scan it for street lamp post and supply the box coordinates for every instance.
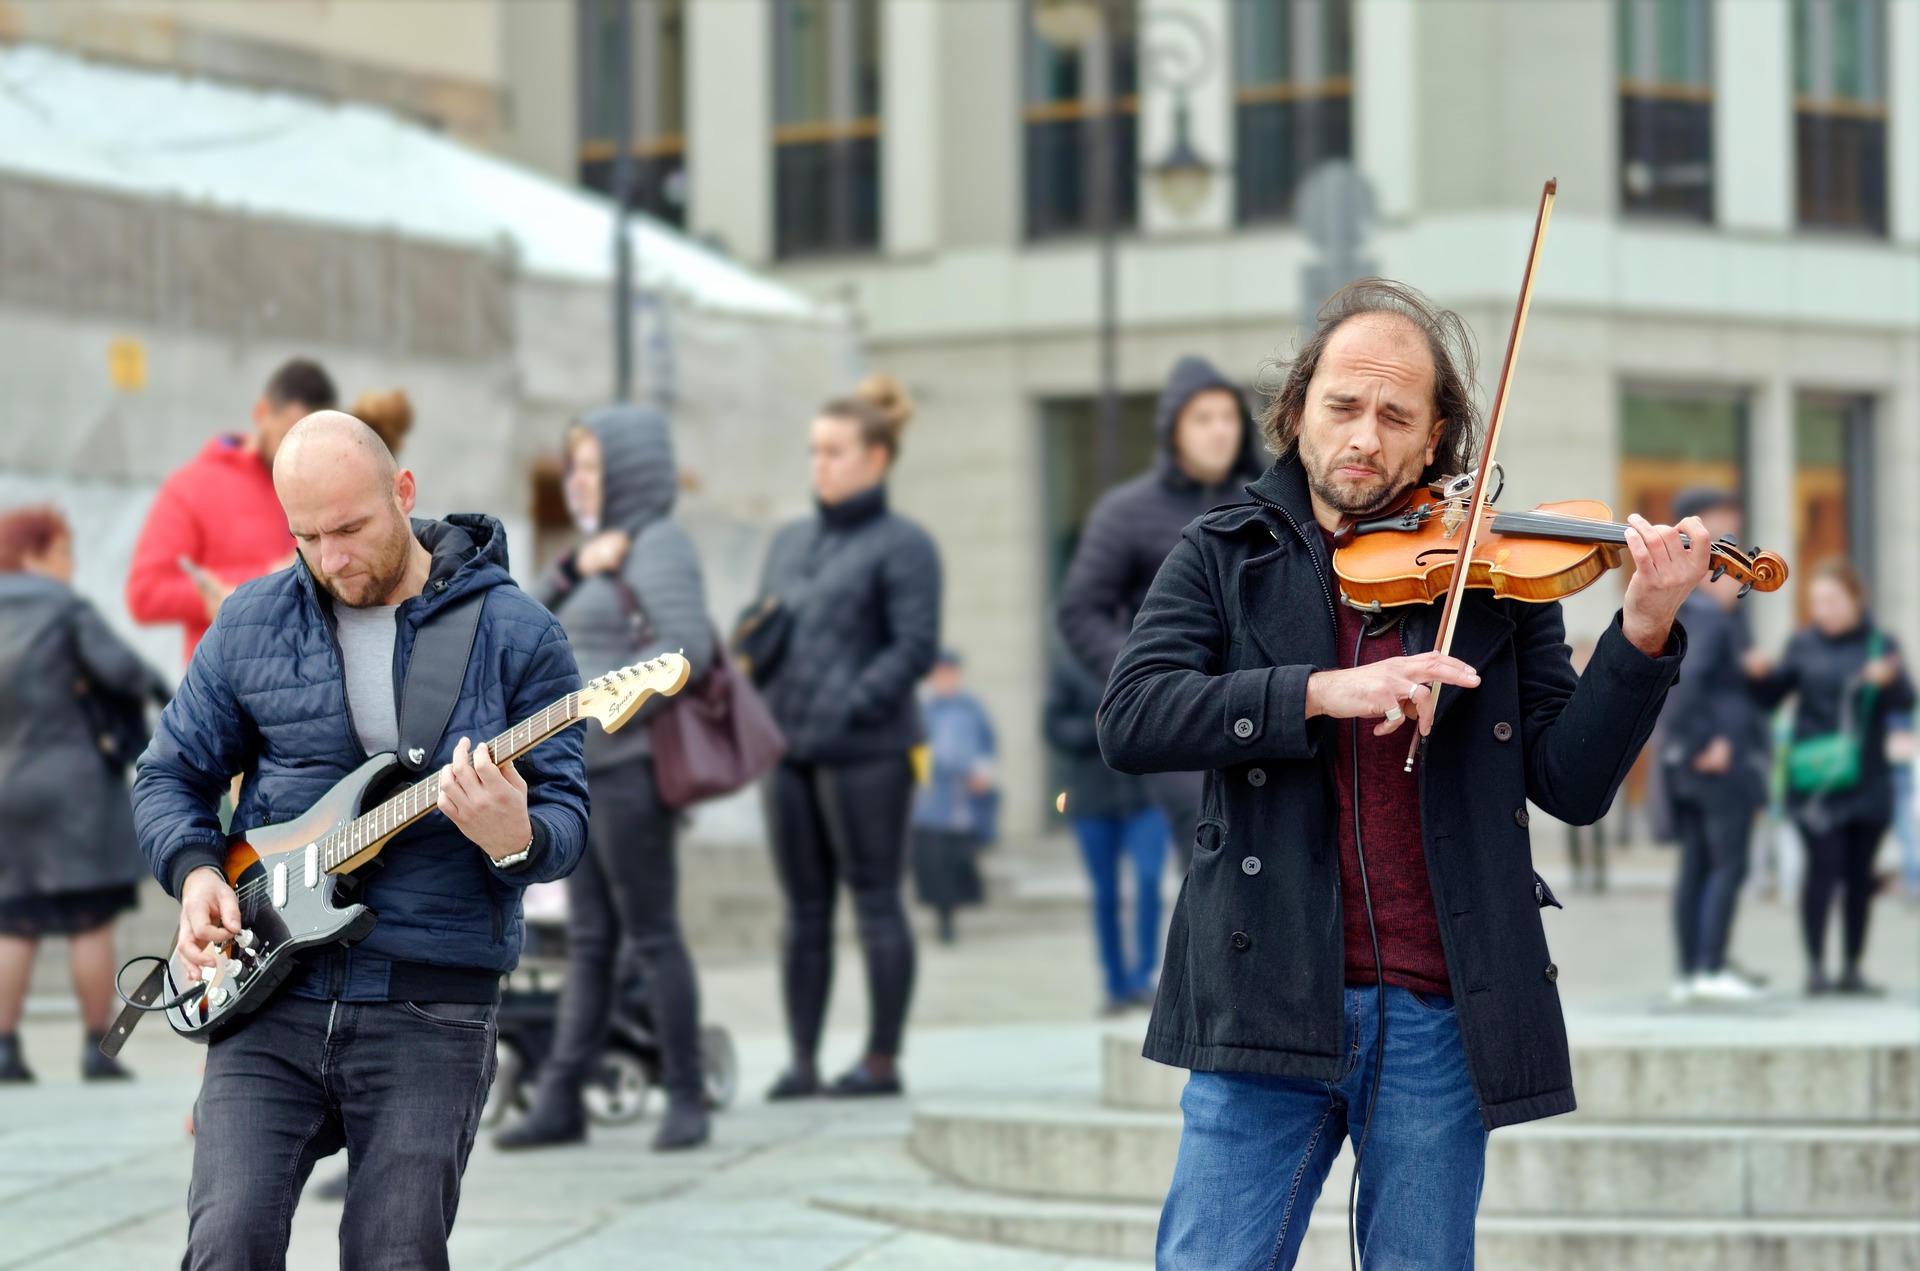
[609,0,636,404]
[1034,0,1216,494]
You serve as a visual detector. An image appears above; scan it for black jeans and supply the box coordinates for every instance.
[185,994,496,1271]
[1672,799,1753,974]
[541,758,701,1105]
[1799,816,1887,970]
[765,754,916,1062]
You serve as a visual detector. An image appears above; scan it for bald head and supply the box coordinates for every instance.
[275,410,425,608]
[274,410,398,498]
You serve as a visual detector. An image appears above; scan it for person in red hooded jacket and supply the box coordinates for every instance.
[126,359,335,664]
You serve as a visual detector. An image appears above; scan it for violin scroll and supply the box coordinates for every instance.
[1708,539,1788,596]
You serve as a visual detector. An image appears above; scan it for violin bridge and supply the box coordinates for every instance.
[1441,502,1467,539]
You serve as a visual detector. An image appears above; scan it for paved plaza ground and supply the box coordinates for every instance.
[3,842,1916,1269]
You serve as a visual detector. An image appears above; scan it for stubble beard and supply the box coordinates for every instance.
[320,515,414,609]
[1299,434,1424,519]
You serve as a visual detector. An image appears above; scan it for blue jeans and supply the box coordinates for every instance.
[1071,808,1167,1000]
[186,993,498,1270]
[1158,986,1487,1271]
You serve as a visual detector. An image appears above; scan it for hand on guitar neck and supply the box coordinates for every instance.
[434,736,533,863]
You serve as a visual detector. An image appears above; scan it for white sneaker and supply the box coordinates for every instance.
[1669,978,1696,1005]
[1689,969,1765,1003]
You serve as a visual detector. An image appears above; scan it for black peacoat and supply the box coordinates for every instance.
[1097,458,1685,1130]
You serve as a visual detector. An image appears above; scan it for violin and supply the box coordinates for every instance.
[1369,178,1788,771]
[1330,475,1788,610]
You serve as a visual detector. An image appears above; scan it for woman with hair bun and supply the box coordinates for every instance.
[746,374,942,1099]
[351,388,414,457]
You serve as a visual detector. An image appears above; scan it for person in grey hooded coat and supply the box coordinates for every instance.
[0,506,168,1082]
[497,405,717,1152]
[1055,356,1263,867]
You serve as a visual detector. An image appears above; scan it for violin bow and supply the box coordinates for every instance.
[1405,177,1557,773]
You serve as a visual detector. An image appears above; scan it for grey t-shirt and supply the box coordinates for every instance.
[334,603,400,756]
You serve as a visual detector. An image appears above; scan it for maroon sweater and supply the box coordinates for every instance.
[1328,548,1452,997]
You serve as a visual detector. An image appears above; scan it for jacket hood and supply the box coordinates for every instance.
[578,404,677,534]
[1153,355,1263,485]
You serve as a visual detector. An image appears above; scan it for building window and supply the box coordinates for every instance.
[1233,0,1352,224]
[578,0,688,226]
[773,0,882,258]
[1794,394,1875,614]
[1794,0,1887,234]
[1024,1,1139,240]
[1616,0,1712,221]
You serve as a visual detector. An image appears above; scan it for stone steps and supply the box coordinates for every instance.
[818,1184,1920,1270]
[1100,1027,1920,1123]
[911,1100,1920,1220]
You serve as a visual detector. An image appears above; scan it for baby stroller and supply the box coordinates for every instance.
[483,918,737,1129]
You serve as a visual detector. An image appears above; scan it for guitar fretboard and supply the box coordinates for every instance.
[319,692,581,872]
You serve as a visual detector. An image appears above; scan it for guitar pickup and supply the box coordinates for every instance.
[272,862,287,908]
[305,842,319,889]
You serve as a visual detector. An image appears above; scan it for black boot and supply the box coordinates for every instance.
[827,1060,903,1098]
[83,1031,132,1081]
[493,1082,586,1150]
[766,1066,821,1101]
[0,1034,31,1083]
[651,1093,710,1151]
[1835,966,1886,996]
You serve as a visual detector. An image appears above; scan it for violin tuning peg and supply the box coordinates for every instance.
[1710,564,1727,583]
[1737,581,1753,599]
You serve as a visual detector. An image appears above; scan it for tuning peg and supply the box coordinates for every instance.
[1711,564,1727,582]
[1737,581,1753,598]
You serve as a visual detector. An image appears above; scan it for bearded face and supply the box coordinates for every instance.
[1291,314,1444,521]
[306,504,415,609]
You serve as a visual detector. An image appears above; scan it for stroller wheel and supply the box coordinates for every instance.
[481,1041,525,1129]
[585,1049,651,1126]
[699,1026,738,1110]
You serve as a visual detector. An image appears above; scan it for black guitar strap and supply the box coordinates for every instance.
[395,590,487,773]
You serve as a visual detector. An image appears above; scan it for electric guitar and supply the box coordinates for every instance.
[163,654,691,1041]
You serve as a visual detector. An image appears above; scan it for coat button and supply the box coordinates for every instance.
[1231,931,1252,951]
[1514,807,1530,829]
[1544,963,1559,983]
[1233,717,1254,739]
[1493,722,1513,742]
[1247,767,1267,787]
[1241,856,1261,876]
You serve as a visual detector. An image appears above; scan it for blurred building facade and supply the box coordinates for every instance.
[16,0,1919,843]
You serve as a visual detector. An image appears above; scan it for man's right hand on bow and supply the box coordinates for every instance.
[1306,652,1482,738]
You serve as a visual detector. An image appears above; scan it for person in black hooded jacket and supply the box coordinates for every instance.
[1056,356,1263,868]
[752,375,941,1100]
[498,405,716,1152]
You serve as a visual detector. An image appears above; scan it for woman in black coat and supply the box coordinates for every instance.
[0,507,169,1082]
[1752,559,1915,994]
[751,375,941,1099]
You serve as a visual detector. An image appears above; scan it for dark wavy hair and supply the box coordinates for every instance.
[0,505,69,573]
[1257,278,1482,484]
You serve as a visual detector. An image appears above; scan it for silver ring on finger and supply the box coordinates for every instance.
[1383,703,1405,725]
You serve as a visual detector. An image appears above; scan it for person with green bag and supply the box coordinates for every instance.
[1751,560,1914,994]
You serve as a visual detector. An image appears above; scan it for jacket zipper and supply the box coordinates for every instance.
[1252,493,1339,640]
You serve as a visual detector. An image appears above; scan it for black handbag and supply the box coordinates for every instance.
[729,595,795,687]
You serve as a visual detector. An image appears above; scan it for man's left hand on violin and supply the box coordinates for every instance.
[1620,513,1713,657]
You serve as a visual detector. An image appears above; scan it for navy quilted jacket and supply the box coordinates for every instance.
[133,515,590,1002]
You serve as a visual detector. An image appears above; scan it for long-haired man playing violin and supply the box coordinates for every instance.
[1098,279,1712,1269]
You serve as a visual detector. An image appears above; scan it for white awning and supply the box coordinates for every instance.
[0,44,821,320]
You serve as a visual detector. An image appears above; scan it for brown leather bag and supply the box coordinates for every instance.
[649,631,787,809]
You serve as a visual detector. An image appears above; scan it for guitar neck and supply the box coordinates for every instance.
[320,692,582,874]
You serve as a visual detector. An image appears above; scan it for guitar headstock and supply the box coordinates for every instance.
[579,654,692,734]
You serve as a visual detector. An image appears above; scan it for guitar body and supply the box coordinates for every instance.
[165,754,395,1042]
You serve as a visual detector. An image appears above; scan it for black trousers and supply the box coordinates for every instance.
[541,758,702,1104]
[1799,817,1887,971]
[187,995,495,1271]
[765,754,916,1062]
[1671,799,1753,974]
